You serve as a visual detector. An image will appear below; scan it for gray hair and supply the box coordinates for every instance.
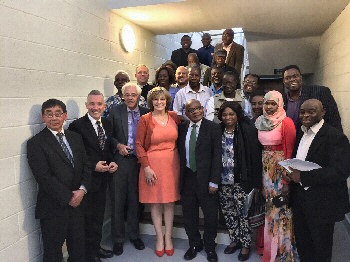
[121,82,142,95]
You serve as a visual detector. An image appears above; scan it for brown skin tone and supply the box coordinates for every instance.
[222,29,234,47]
[157,69,170,90]
[181,36,192,51]
[188,67,201,92]
[185,100,218,194]
[221,107,237,132]
[283,99,326,184]
[215,55,226,68]
[264,100,278,115]
[201,33,212,48]
[243,75,258,95]
[222,74,238,98]
[114,72,130,96]
[283,68,302,100]
[211,68,223,90]
[187,53,199,66]
[251,95,264,119]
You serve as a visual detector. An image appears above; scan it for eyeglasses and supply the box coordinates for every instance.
[187,106,202,114]
[244,80,257,86]
[45,112,65,118]
[124,93,138,98]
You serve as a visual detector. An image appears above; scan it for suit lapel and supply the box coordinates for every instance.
[121,104,129,142]
[83,114,101,151]
[43,127,72,166]
[196,119,207,148]
[305,125,327,161]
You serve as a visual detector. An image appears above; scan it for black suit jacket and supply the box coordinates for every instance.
[108,103,150,161]
[171,48,197,67]
[291,122,350,223]
[284,85,342,132]
[27,127,91,219]
[141,83,154,100]
[68,114,114,192]
[178,118,222,196]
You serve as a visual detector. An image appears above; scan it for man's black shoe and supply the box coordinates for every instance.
[97,247,113,258]
[184,245,203,260]
[87,256,102,262]
[130,238,145,250]
[206,251,218,262]
[224,243,241,254]
[113,243,124,256]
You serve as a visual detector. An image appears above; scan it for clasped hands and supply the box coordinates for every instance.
[95,161,118,173]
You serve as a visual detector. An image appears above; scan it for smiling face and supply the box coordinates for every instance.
[264,100,279,115]
[42,105,67,132]
[181,36,192,50]
[86,94,105,120]
[223,74,238,96]
[243,75,258,95]
[157,69,170,89]
[283,68,302,92]
[135,65,149,85]
[211,68,223,86]
[185,100,204,123]
[221,107,238,129]
[188,67,201,89]
[152,94,167,113]
[175,66,189,86]
[114,72,130,90]
[299,99,325,128]
[123,85,139,110]
[201,34,212,47]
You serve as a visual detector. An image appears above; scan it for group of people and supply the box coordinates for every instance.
[26,29,350,262]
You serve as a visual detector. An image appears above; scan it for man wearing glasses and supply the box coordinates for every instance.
[27,99,91,262]
[241,73,260,119]
[178,99,222,262]
[282,64,342,131]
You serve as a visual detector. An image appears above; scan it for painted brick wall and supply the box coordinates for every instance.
[313,3,350,138]
[0,1,184,261]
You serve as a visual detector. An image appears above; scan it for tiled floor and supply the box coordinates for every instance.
[99,221,350,262]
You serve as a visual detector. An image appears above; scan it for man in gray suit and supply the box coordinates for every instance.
[108,83,150,256]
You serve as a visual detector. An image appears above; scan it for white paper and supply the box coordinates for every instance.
[278,158,321,190]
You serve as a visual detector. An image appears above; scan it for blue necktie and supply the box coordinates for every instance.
[56,132,74,166]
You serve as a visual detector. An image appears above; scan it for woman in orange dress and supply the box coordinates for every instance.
[136,87,180,257]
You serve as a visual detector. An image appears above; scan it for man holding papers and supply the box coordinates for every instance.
[285,99,350,262]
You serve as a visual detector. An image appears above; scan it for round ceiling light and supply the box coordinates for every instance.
[120,24,136,53]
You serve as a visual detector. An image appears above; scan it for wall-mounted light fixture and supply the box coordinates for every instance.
[120,24,136,52]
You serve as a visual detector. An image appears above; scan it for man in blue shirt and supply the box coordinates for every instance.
[197,33,215,67]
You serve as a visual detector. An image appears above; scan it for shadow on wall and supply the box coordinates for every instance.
[104,75,114,98]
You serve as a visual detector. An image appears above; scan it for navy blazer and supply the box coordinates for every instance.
[68,114,114,192]
[291,122,350,223]
[178,118,222,197]
[27,127,91,219]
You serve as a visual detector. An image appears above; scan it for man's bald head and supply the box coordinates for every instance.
[300,99,325,128]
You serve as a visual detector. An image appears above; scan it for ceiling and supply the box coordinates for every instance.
[110,0,349,40]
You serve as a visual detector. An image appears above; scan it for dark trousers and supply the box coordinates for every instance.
[181,167,219,252]
[111,155,140,244]
[292,187,335,262]
[84,185,107,259]
[40,207,85,262]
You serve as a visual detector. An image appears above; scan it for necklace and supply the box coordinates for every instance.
[153,113,168,126]
[224,128,234,134]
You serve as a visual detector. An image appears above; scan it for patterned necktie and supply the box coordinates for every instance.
[56,132,74,166]
[130,111,139,156]
[189,124,197,172]
[96,121,105,150]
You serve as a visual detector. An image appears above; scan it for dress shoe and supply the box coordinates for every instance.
[238,249,250,261]
[130,238,145,250]
[206,251,218,262]
[87,256,102,262]
[224,243,241,254]
[165,248,174,256]
[113,243,124,256]
[155,249,165,257]
[184,245,203,260]
[97,247,113,258]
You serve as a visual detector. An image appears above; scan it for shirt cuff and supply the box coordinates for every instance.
[209,182,218,188]
[79,185,87,194]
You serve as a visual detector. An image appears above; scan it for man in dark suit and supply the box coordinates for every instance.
[285,99,350,262]
[68,90,118,262]
[178,99,222,262]
[214,29,245,74]
[282,64,342,132]
[135,64,153,100]
[27,99,91,262]
[109,83,150,255]
[171,35,197,67]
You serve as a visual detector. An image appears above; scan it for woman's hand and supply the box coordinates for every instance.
[144,166,157,186]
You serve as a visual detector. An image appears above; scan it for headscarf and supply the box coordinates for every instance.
[255,90,286,131]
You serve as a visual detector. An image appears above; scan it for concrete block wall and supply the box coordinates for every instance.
[313,2,350,138]
[0,0,184,261]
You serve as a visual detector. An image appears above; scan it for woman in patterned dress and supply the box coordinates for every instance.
[217,101,262,261]
[255,90,297,262]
